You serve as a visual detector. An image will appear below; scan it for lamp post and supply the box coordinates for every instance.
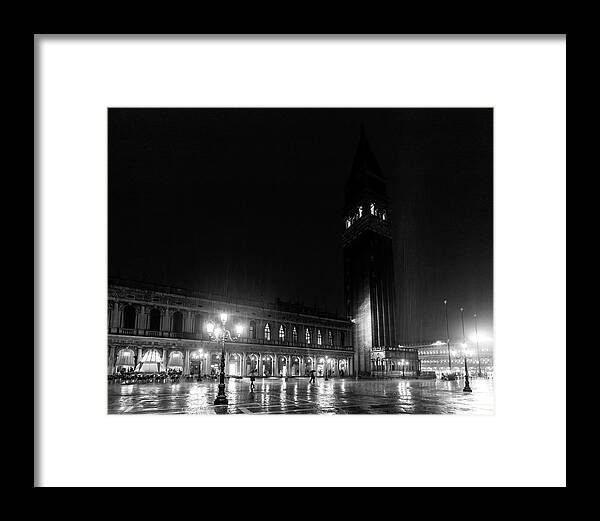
[474,312,482,377]
[444,299,452,373]
[206,313,243,406]
[462,343,472,393]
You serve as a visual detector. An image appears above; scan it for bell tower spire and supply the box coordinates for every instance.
[342,126,397,375]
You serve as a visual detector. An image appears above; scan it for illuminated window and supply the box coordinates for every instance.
[292,326,298,343]
[264,323,271,341]
[328,330,333,345]
[370,202,375,215]
[306,328,311,344]
[279,324,285,341]
[317,329,322,345]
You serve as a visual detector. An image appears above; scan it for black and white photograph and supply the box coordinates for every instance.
[108,108,494,414]
[35,35,566,487]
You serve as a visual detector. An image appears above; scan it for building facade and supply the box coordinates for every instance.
[108,279,355,378]
[413,341,494,378]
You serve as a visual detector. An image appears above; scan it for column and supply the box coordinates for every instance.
[111,301,120,328]
[184,349,190,375]
[242,353,247,377]
[107,346,115,375]
[162,348,168,372]
[258,354,263,377]
[136,347,143,370]
[136,305,145,331]
[161,310,170,333]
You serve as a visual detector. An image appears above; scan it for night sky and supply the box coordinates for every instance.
[108,108,493,343]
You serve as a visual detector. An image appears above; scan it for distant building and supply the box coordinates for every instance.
[412,340,494,378]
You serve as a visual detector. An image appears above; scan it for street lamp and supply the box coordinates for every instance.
[462,343,472,393]
[206,313,243,406]
[474,312,482,377]
[444,299,452,373]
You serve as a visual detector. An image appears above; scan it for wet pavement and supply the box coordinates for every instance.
[108,376,494,414]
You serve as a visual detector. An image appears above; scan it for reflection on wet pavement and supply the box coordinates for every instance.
[108,377,494,415]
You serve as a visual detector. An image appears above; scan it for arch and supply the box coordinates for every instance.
[123,305,136,329]
[291,356,301,376]
[194,314,204,334]
[138,348,163,373]
[261,354,274,377]
[246,353,259,374]
[228,353,242,376]
[149,308,161,332]
[278,324,285,342]
[172,311,183,334]
[277,356,289,377]
[305,356,314,375]
[317,357,325,376]
[116,348,135,371]
[168,350,184,372]
[264,323,271,341]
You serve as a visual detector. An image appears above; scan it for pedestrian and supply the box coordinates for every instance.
[309,369,316,384]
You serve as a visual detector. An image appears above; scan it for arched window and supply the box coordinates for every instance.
[292,326,298,343]
[194,314,203,334]
[370,202,375,215]
[358,205,363,217]
[278,325,285,342]
[264,323,271,341]
[305,328,311,344]
[249,320,256,339]
[123,305,136,329]
[317,329,322,345]
[328,330,333,345]
[149,308,161,331]
[340,331,345,346]
[172,311,183,334]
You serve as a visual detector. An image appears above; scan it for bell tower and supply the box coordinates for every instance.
[342,125,397,375]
